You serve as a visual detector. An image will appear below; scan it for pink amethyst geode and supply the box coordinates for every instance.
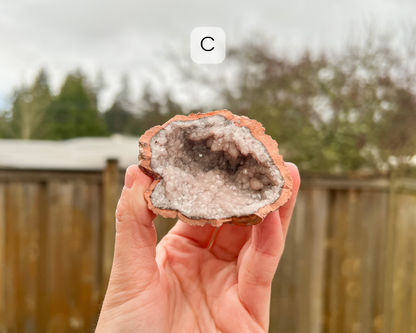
[138,110,292,227]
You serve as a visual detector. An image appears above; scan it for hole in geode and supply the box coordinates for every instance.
[148,115,285,220]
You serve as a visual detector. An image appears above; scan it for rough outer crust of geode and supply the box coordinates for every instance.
[138,110,292,227]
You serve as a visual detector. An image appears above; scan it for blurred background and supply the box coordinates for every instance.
[1,0,416,332]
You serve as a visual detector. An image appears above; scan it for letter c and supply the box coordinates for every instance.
[201,36,215,52]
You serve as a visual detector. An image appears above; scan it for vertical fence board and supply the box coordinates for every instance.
[308,189,329,333]
[68,181,101,332]
[37,182,49,333]
[47,182,74,333]
[329,190,349,333]
[390,194,415,333]
[359,192,379,333]
[290,187,304,332]
[382,179,397,333]
[323,190,336,333]
[4,183,42,331]
[411,194,416,333]
[86,183,102,330]
[270,187,303,333]
[5,183,21,332]
[19,184,42,333]
[294,188,308,333]
[69,180,90,332]
[101,160,120,297]
[343,190,361,333]
[368,192,388,333]
[0,184,5,333]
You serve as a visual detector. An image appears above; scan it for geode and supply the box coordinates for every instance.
[138,110,292,227]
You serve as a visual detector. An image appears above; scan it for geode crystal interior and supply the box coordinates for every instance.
[138,110,292,227]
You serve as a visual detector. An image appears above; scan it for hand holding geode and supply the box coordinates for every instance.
[138,110,292,227]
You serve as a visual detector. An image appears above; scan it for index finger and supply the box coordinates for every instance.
[237,163,300,326]
[279,162,300,238]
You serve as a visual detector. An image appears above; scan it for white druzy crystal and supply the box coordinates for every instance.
[148,115,285,220]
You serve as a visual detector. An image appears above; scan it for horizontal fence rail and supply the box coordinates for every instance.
[0,163,415,333]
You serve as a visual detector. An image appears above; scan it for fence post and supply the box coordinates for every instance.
[101,159,120,296]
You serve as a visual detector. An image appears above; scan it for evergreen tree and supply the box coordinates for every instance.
[0,112,11,138]
[7,69,52,139]
[128,86,185,136]
[103,74,134,134]
[164,93,183,119]
[45,71,107,140]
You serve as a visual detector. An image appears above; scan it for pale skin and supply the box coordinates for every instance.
[96,163,300,333]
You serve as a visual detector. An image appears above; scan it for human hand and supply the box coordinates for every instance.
[96,163,300,333]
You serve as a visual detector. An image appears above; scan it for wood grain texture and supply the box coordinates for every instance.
[47,181,74,332]
[308,189,329,333]
[5,183,20,332]
[0,184,6,333]
[0,167,415,333]
[390,194,416,333]
[20,183,42,332]
[101,159,120,297]
[343,190,361,333]
[87,183,102,329]
[411,195,416,333]
[37,182,49,333]
[270,187,328,333]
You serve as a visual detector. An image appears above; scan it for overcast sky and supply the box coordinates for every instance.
[1,0,416,111]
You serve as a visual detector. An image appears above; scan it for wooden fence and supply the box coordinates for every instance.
[0,161,415,333]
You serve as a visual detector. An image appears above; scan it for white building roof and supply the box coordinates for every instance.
[0,135,141,170]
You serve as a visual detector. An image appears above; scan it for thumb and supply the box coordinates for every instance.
[108,165,159,294]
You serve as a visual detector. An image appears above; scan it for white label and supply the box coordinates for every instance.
[190,27,226,64]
